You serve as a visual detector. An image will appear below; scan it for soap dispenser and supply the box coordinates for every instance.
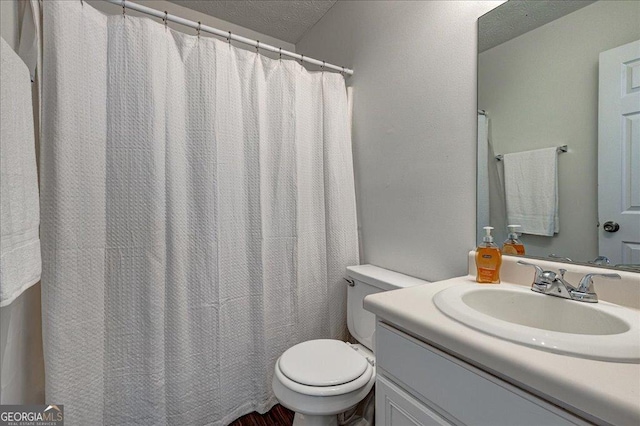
[476,226,502,284]
[502,224,525,255]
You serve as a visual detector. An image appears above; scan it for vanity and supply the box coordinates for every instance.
[363,253,640,426]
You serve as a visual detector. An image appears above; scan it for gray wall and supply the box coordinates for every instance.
[296,1,503,281]
[478,0,640,262]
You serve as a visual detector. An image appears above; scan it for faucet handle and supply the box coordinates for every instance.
[517,260,543,274]
[517,260,546,286]
[577,273,621,293]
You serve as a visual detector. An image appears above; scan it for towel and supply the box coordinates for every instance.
[0,37,41,307]
[503,147,559,236]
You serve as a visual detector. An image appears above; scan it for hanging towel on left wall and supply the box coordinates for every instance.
[0,37,41,307]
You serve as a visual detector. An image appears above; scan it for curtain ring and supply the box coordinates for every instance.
[122,0,126,18]
[196,21,201,38]
[279,47,282,60]
[322,61,325,72]
[163,11,168,29]
[300,54,304,66]
[256,40,259,53]
[227,31,231,45]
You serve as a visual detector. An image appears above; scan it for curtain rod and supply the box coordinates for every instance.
[102,0,353,76]
[495,145,568,161]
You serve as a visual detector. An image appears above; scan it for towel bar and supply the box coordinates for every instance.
[495,145,567,161]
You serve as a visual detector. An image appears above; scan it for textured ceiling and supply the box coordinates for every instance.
[479,0,597,52]
[168,0,337,44]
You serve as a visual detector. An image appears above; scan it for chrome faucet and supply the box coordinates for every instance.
[589,256,610,265]
[548,253,573,262]
[517,260,621,303]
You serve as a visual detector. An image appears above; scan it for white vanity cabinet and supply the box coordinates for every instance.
[374,321,590,426]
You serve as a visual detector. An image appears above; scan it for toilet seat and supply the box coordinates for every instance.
[275,339,374,397]
[280,339,368,386]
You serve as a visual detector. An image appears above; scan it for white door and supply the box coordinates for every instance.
[598,40,640,265]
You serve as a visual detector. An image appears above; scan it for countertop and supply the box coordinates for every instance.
[363,258,640,425]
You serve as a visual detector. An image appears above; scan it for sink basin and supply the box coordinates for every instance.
[434,284,640,363]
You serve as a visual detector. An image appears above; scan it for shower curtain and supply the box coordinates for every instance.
[40,2,358,425]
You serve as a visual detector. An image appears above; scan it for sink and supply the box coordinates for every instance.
[433,284,640,363]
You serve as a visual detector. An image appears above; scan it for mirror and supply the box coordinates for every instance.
[477,0,640,271]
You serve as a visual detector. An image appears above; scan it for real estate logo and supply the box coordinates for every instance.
[0,405,63,426]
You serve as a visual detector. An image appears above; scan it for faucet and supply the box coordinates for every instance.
[548,253,573,262]
[589,256,610,265]
[517,260,621,303]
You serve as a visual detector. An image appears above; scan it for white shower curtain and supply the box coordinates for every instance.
[40,2,358,425]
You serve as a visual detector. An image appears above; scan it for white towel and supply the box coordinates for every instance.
[503,147,559,236]
[0,37,41,307]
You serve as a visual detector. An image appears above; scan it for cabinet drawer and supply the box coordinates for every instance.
[376,322,587,426]
[377,375,453,426]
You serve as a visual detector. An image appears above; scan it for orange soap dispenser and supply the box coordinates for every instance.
[502,224,526,255]
[476,226,502,284]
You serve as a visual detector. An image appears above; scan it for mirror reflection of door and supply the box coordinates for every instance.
[598,40,640,265]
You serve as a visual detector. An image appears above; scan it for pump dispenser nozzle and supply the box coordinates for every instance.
[507,224,521,239]
[483,226,494,243]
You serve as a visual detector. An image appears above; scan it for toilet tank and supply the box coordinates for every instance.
[346,265,427,350]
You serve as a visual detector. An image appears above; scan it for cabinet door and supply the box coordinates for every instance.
[376,322,588,426]
[376,375,453,426]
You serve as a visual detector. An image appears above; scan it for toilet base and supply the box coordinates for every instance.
[293,412,338,426]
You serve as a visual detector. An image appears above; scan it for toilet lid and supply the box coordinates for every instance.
[279,339,369,387]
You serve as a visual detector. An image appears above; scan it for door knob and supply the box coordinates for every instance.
[603,221,620,232]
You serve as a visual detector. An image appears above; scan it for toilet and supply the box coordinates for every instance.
[272,264,423,426]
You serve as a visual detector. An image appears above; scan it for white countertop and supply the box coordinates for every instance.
[363,257,640,426]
